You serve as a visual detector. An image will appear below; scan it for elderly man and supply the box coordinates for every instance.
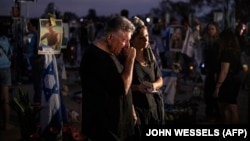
[80,15,137,141]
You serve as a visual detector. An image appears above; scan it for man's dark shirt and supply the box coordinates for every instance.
[80,44,134,140]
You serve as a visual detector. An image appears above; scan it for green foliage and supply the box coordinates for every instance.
[9,87,42,141]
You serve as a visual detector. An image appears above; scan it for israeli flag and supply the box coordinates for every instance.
[181,27,194,58]
[40,54,63,140]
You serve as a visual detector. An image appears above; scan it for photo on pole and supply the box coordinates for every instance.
[169,25,185,52]
[38,19,63,54]
[11,6,20,19]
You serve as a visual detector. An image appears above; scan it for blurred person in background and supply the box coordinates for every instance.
[150,17,165,69]
[201,21,221,123]
[0,25,13,130]
[235,21,248,53]
[213,29,242,124]
[120,9,129,18]
[26,18,44,105]
[235,21,249,90]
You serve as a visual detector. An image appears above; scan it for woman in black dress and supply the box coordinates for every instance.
[214,29,242,124]
[130,17,164,138]
[202,22,221,122]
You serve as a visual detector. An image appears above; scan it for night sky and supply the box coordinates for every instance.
[0,0,166,18]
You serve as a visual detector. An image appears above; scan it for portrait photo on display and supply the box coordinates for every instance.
[11,6,20,19]
[38,19,63,54]
[169,25,186,52]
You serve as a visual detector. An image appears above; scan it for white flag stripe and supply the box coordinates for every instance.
[181,28,194,58]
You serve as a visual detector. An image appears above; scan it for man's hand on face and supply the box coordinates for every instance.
[122,47,136,61]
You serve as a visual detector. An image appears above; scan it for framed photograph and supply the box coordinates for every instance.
[38,19,63,54]
[61,23,69,49]
[169,25,185,52]
[11,6,20,19]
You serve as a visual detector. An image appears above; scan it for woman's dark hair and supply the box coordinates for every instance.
[203,21,220,38]
[218,28,241,53]
[130,16,147,43]
[130,16,147,41]
[130,16,155,64]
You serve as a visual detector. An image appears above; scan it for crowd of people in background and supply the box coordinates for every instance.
[78,10,250,140]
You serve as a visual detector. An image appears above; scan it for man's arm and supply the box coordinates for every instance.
[40,33,47,41]
[214,62,230,98]
[53,32,61,49]
[121,47,136,95]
